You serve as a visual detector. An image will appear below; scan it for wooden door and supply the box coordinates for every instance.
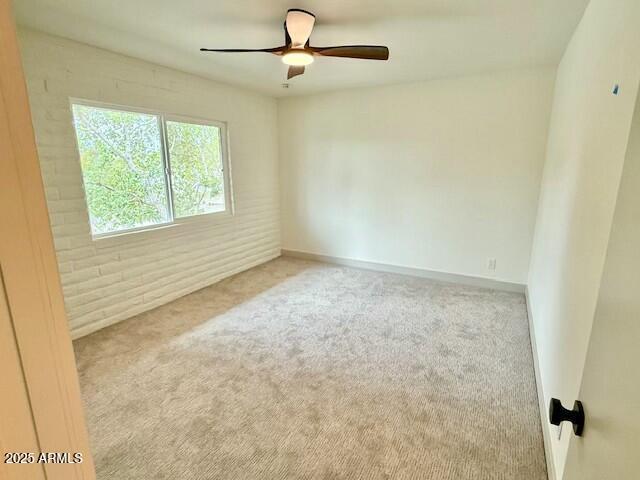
[0,1,95,478]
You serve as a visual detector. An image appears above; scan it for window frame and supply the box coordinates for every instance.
[69,98,233,240]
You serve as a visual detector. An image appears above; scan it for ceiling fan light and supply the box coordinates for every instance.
[282,51,314,66]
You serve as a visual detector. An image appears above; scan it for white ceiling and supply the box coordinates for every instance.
[15,0,589,97]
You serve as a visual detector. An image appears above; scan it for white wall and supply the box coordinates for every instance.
[527,0,640,477]
[278,68,555,284]
[19,29,281,338]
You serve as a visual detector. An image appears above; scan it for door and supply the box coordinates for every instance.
[0,273,46,480]
[563,92,640,478]
[0,1,95,478]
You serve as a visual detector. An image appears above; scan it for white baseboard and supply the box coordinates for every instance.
[281,249,526,293]
[525,287,556,480]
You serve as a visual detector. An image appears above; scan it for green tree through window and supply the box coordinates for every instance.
[71,103,228,236]
[167,121,224,218]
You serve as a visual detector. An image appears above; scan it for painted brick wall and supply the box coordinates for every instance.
[18,29,281,338]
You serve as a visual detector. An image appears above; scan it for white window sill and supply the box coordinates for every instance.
[92,209,232,248]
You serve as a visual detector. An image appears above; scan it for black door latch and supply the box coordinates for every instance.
[549,398,585,436]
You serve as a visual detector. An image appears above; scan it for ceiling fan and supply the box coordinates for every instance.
[200,9,390,80]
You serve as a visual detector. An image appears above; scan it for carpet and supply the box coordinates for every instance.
[74,257,546,479]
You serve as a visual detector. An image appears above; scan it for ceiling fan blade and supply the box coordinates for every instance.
[287,65,305,79]
[285,9,315,48]
[200,46,286,54]
[311,45,389,60]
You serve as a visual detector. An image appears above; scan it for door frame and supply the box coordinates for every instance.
[0,1,95,478]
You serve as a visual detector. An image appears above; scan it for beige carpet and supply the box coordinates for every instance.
[74,257,546,479]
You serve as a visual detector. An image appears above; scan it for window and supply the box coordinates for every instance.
[71,102,230,237]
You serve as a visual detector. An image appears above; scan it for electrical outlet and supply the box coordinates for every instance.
[487,258,497,271]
